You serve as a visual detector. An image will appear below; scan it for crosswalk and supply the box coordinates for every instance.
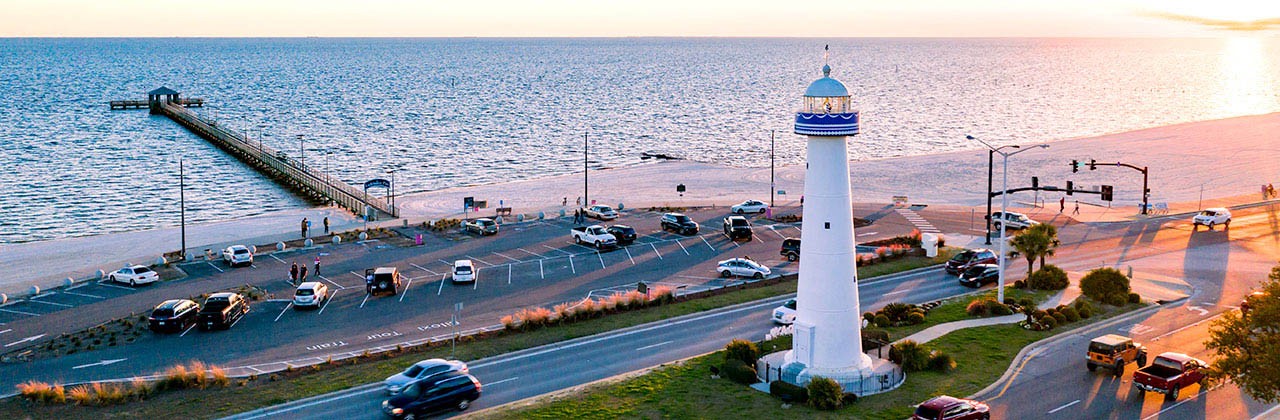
[895,208,941,234]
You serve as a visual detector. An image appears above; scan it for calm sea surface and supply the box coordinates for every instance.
[1,38,1278,243]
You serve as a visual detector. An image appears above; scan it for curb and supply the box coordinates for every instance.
[968,297,1183,401]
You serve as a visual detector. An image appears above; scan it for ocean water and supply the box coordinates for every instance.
[1,37,1278,243]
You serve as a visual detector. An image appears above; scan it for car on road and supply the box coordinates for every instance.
[772,299,796,325]
[717,258,770,279]
[989,211,1038,230]
[723,216,752,241]
[1086,334,1147,376]
[221,245,254,267]
[571,225,617,249]
[1241,291,1267,316]
[958,264,1000,288]
[109,265,159,287]
[366,267,403,296]
[452,260,476,284]
[198,292,250,331]
[382,372,482,418]
[1192,207,1231,230]
[780,238,801,262]
[1132,352,1208,401]
[912,395,991,420]
[944,249,997,275]
[463,218,499,236]
[584,204,619,220]
[293,282,329,309]
[661,213,699,235]
[384,359,469,395]
[606,225,637,246]
[149,299,200,333]
[730,199,768,214]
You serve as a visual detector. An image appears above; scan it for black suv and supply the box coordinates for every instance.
[606,225,637,245]
[780,238,801,261]
[382,372,482,418]
[198,292,250,331]
[723,216,752,241]
[944,248,998,275]
[661,213,699,235]
[149,299,200,333]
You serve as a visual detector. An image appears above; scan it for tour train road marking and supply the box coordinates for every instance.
[624,247,636,265]
[410,263,440,276]
[517,248,547,259]
[650,243,663,259]
[636,340,673,351]
[676,239,690,255]
[1048,400,1080,414]
[399,277,414,302]
[274,303,293,322]
[318,291,337,314]
[492,252,521,262]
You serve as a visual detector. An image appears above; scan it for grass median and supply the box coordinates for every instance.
[3,253,952,419]
[478,293,1147,420]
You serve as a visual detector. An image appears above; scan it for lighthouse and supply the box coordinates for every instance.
[781,58,875,386]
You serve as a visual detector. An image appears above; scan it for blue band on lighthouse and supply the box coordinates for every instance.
[795,111,860,136]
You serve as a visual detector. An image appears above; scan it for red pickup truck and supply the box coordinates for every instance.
[1132,352,1208,401]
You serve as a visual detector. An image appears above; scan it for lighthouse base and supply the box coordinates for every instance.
[757,351,904,397]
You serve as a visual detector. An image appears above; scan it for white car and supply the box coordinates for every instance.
[584,205,619,220]
[731,200,769,215]
[293,282,329,308]
[109,265,159,287]
[772,299,797,324]
[717,258,771,279]
[990,211,1038,230]
[221,245,253,267]
[452,260,476,283]
[1192,208,1231,230]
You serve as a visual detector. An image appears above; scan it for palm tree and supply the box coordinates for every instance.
[1027,223,1060,270]
[1009,229,1050,277]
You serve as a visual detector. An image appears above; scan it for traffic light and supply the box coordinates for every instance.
[1089,159,1097,171]
[1066,180,1074,195]
[1032,176,1039,189]
[1101,185,1114,201]
[1071,160,1079,173]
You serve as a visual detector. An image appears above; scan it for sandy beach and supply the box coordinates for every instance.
[3,112,1278,298]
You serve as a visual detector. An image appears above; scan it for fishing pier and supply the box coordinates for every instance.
[111,87,397,218]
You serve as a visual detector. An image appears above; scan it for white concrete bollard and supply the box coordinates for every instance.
[559,209,566,218]
[277,242,287,252]
[0,293,6,305]
[249,245,257,254]
[494,216,504,224]
[332,236,342,245]
[538,212,545,220]
[618,203,625,211]
[29,285,40,295]
[358,232,368,241]
[65,277,75,287]
[304,239,314,248]
[403,219,409,228]
[185,252,196,262]
[517,214,525,222]
[155,256,167,266]
[96,269,106,280]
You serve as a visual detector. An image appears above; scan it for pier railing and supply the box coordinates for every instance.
[157,102,396,218]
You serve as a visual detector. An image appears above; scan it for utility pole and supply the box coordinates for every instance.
[985,149,994,245]
[179,158,186,260]
[770,129,776,208]
[583,132,589,208]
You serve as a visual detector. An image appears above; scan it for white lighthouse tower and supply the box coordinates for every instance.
[780,58,876,388]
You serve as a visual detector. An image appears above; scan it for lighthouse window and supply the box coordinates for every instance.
[824,222,830,229]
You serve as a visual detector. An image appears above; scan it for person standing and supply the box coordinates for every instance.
[290,262,299,285]
[298,264,308,284]
[1072,200,1080,215]
[301,218,309,238]
[1059,197,1065,213]
[323,216,330,234]
[314,256,321,276]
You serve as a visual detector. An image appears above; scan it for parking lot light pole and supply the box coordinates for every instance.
[968,135,1049,302]
[770,129,776,209]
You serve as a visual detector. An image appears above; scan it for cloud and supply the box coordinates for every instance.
[1143,11,1280,31]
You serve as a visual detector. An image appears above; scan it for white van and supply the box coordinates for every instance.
[452,260,476,283]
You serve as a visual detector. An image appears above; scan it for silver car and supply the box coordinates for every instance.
[384,359,469,395]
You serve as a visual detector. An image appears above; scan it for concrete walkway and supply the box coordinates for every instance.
[890,291,1065,347]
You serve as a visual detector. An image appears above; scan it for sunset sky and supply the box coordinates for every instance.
[3,0,1280,37]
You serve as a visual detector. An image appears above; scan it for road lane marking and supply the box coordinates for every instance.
[1048,399,1079,414]
[180,324,196,337]
[517,248,547,258]
[636,340,673,351]
[317,275,346,290]
[676,239,690,255]
[569,255,576,274]
[72,358,127,370]
[410,263,440,276]
[700,236,716,251]
[1149,312,1226,341]
[274,303,293,322]
[4,333,46,347]
[466,255,496,267]
[206,262,225,273]
[359,292,371,308]
[26,299,72,308]
[438,274,446,295]
[0,329,10,335]
[650,243,663,259]
[486,377,519,387]
[399,277,414,302]
[492,252,521,262]
[61,290,105,299]
[884,289,910,296]
[318,291,337,314]
[624,247,636,265]
[597,252,606,269]
[0,308,40,317]
[542,244,573,255]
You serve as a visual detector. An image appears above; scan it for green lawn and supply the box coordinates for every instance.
[482,298,1146,420]
[878,288,1052,342]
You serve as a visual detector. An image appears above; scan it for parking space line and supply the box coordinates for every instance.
[359,292,371,308]
[473,270,479,290]
[66,282,89,291]
[572,243,597,252]
[409,263,440,276]
[517,248,547,259]
[624,247,636,265]
[767,225,786,240]
[539,260,545,279]
[0,308,40,317]
[569,255,576,274]
[508,264,513,285]
[58,290,105,300]
[206,262,225,273]
[317,275,346,290]
[492,252,521,263]
[95,281,134,291]
[179,324,197,337]
[541,244,573,255]
[438,259,452,266]
[399,277,414,302]
[0,329,9,335]
[700,236,716,251]
[270,254,285,264]
[274,303,293,322]
[466,255,496,267]
[676,239,690,255]
[26,299,72,308]
[438,274,446,295]
[597,252,606,269]
[318,291,337,314]
[650,243,663,259]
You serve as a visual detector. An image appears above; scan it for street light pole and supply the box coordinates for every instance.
[968,135,1049,303]
[179,158,186,260]
[985,149,994,245]
[583,132,589,208]
[770,129,776,208]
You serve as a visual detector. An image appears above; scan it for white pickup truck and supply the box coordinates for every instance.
[571,225,617,249]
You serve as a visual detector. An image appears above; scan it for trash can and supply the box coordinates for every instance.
[921,233,939,258]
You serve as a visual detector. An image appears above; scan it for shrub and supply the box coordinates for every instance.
[68,385,93,405]
[1019,297,1036,308]
[92,382,128,406]
[1013,280,1026,289]
[1039,315,1058,330]
[1128,292,1141,304]
[966,299,990,316]
[18,381,65,404]
[770,380,808,404]
[1106,294,1127,306]
[862,328,890,349]
[1003,298,1016,305]
[130,377,152,399]
[211,366,229,387]
[890,340,931,372]
[1080,267,1130,303]
[842,392,859,406]
[725,339,760,366]
[720,358,758,385]
[873,314,891,328]
[907,312,926,325]
[1079,307,1093,318]
[928,351,957,372]
[1061,307,1080,322]
[1027,265,1070,290]
[1052,312,1068,325]
[806,377,844,410]
[880,302,915,321]
[990,302,1014,316]
[863,312,875,322]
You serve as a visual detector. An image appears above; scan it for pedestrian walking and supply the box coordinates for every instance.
[323,216,330,234]
[290,263,299,285]
[314,256,321,276]
[1059,197,1065,213]
[562,197,568,206]
[301,218,309,238]
[299,264,308,284]
[1072,200,1080,215]
[1269,183,1276,199]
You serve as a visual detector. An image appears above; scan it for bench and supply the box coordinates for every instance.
[495,207,513,216]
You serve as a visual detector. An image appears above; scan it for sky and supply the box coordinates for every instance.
[3,0,1280,37]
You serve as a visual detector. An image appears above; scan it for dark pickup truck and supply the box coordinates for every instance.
[198,292,250,331]
[1132,352,1208,401]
